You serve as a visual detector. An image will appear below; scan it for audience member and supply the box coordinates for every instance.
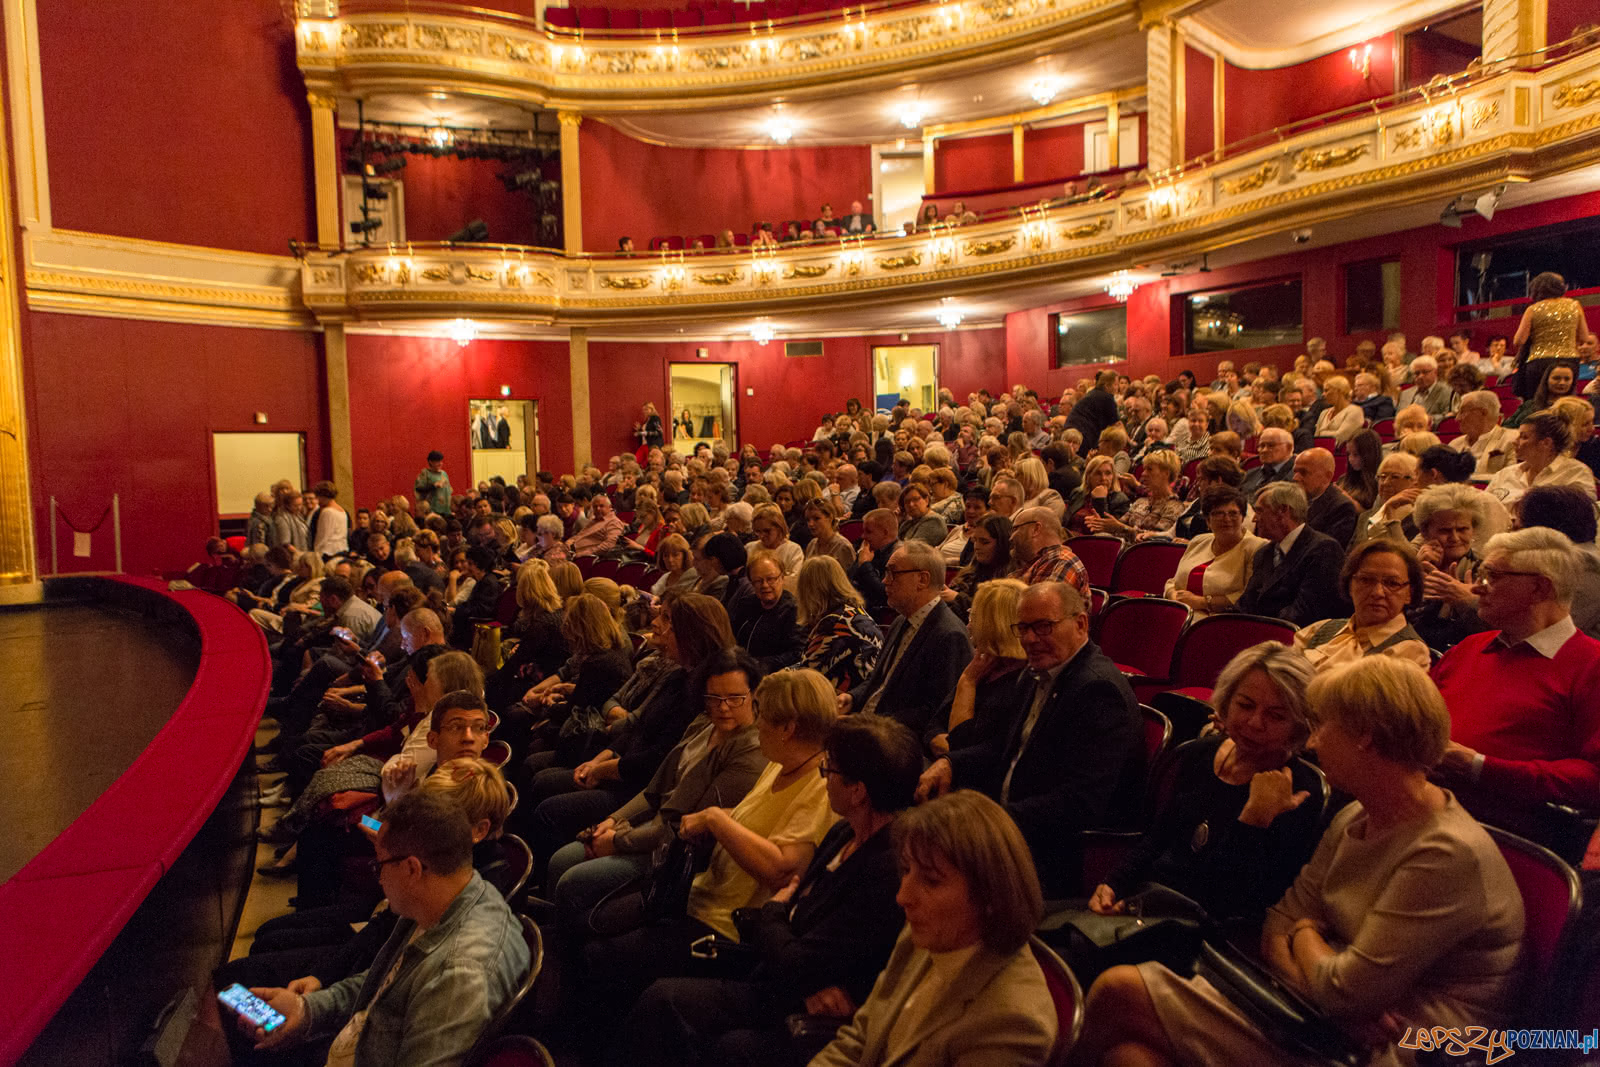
[1064,456,1130,535]
[729,552,804,671]
[1234,483,1345,626]
[1293,540,1430,672]
[1293,448,1358,548]
[1009,507,1090,593]
[1238,427,1294,499]
[848,508,900,616]
[1487,411,1597,507]
[925,579,1029,756]
[792,555,883,693]
[1164,487,1266,617]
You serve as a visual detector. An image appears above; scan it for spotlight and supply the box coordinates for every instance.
[349,217,383,236]
[362,183,389,201]
[1474,185,1505,221]
[372,156,407,174]
[447,219,490,243]
[1439,205,1464,228]
[499,170,540,191]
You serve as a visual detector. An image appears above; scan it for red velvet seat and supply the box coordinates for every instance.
[1030,937,1085,1067]
[482,740,512,767]
[732,232,750,246]
[1482,826,1585,1025]
[1164,613,1296,700]
[591,557,621,582]
[543,6,578,28]
[1066,534,1121,588]
[616,561,650,587]
[838,519,863,543]
[701,5,733,25]
[639,8,672,28]
[1094,596,1187,681]
[1108,541,1185,596]
[608,8,641,28]
[575,6,609,29]
[696,233,716,249]
[1371,417,1395,438]
[495,585,519,625]
[743,1,769,20]
[769,0,799,16]
[670,7,702,26]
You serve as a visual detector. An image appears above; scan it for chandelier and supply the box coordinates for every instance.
[1105,271,1134,303]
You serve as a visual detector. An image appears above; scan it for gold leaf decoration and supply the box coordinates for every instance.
[1061,218,1112,239]
[342,22,407,50]
[1468,99,1501,130]
[1553,80,1600,109]
[877,252,924,270]
[352,264,385,284]
[783,263,833,279]
[1221,162,1278,195]
[1293,143,1369,171]
[694,270,743,286]
[464,266,497,282]
[1124,204,1148,223]
[310,268,338,286]
[420,266,451,282]
[963,236,1016,256]
[599,275,652,290]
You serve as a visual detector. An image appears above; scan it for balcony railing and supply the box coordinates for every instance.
[297,41,1600,322]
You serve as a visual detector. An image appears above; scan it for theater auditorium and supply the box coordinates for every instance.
[2,0,1599,1063]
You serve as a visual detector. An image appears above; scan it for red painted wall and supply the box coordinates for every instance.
[934,133,1012,194]
[1222,35,1397,148]
[1184,46,1215,158]
[1548,0,1593,45]
[586,328,1006,456]
[23,314,327,575]
[577,122,872,250]
[1021,122,1087,184]
[36,0,315,255]
[345,333,574,502]
[1005,188,1600,392]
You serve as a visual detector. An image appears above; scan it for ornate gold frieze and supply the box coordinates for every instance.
[1554,80,1600,109]
[878,253,924,270]
[419,266,452,282]
[340,22,406,50]
[783,263,832,279]
[599,275,652,289]
[963,236,1016,256]
[464,266,497,282]
[694,270,743,285]
[352,263,386,284]
[311,267,339,286]
[1294,143,1369,171]
[1220,162,1278,195]
[1468,100,1501,130]
[1061,217,1112,239]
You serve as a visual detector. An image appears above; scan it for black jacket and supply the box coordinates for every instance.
[1239,459,1294,501]
[729,591,803,672]
[945,642,1143,897]
[849,540,899,617]
[1236,526,1347,626]
[849,600,973,740]
[1306,484,1359,549]
[1065,388,1119,457]
[450,570,505,649]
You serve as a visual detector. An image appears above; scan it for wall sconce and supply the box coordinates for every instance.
[1348,43,1372,79]
[1020,205,1050,251]
[927,229,955,266]
[1105,270,1134,303]
[448,318,478,347]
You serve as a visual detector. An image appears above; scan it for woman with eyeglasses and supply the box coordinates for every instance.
[1164,487,1266,619]
[1292,540,1431,674]
[620,713,923,1067]
[1348,451,1420,548]
[545,648,770,933]
[729,552,804,672]
[1409,483,1493,653]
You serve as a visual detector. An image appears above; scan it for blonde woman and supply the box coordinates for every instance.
[518,593,632,729]
[802,498,855,569]
[1066,455,1131,535]
[1314,375,1364,446]
[650,533,698,598]
[249,550,323,633]
[927,578,1028,757]
[746,503,804,584]
[1014,456,1065,518]
[487,560,569,708]
[550,560,584,604]
[1226,397,1263,440]
[1087,449,1184,541]
[583,576,628,632]
[792,555,883,693]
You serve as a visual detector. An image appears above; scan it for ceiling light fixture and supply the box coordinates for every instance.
[751,319,775,346]
[767,119,793,144]
[428,125,454,148]
[936,298,964,329]
[447,318,478,347]
[1030,78,1058,106]
[1105,270,1135,303]
[899,106,924,129]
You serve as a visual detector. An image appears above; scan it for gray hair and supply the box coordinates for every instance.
[990,475,1024,502]
[724,501,754,526]
[898,539,947,590]
[1411,354,1438,373]
[535,514,564,538]
[1255,482,1309,522]
[1412,483,1488,533]
[1211,642,1315,746]
[1484,527,1582,603]
[1457,390,1502,417]
[1021,580,1086,618]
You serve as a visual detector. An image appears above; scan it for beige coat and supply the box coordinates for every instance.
[809,927,1056,1067]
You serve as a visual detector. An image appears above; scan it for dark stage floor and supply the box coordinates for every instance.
[0,603,199,883]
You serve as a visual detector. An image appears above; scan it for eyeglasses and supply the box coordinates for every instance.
[884,567,923,580]
[1351,575,1410,592]
[1475,566,1544,586]
[1011,521,1040,534]
[704,692,751,709]
[1011,617,1067,637]
[818,761,846,779]
[437,719,490,735]
[368,854,414,876]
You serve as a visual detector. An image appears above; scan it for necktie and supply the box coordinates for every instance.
[1000,672,1054,803]
[859,622,909,717]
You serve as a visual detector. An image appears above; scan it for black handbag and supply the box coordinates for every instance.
[1039,884,1214,982]
[1194,940,1364,1066]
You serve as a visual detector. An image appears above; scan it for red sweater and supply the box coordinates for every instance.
[1432,627,1600,810]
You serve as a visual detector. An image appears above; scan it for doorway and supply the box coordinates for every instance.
[670,363,738,452]
[469,399,539,489]
[873,145,926,235]
[872,345,939,412]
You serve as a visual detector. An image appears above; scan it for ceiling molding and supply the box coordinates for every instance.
[1180,0,1465,69]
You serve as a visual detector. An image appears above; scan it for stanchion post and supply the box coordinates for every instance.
[112,494,122,573]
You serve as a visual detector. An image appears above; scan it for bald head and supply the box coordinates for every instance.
[1293,447,1335,498]
[376,569,414,604]
[1009,505,1063,566]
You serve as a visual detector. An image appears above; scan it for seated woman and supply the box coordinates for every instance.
[1488,411,1598,509]
[944,513,1013,621]
[1086,449,1184,541]
[486,559,568,712]
[1065,456,1131,536]
[925,579,1029,757]
[619,714,924,1067]
[1313,376,1364,446]
[1337,429,1382,511]
[746,503,804,584]
[1409,483,1492,653]
[896,483,948,548]
[545,649,770,931]
[1075,657,1525,1067]
[1293,540,1431,674]
[1168,456,1245,540]
[649,533,699,599]
[809,790,1056,1067]
[1164,487,1267,618]
[729,552,804,672]
[1416,446,1509,550]
[533,514,569,563]
[506,593,632,762]
[247,550,323,634]
[1061,644,1321,978]
[580,669,839,1005]
[801,499,855,569]
[791,555,883,694]
[1348,451,1419,547]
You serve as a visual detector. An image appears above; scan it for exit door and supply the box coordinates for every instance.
[872,345,938,412]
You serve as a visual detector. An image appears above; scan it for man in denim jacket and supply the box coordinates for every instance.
[241,791,528,1066]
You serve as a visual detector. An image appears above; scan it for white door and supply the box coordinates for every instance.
[1084,118,1140,172]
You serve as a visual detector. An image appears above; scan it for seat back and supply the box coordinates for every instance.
[1140,704,1173,767]
[461,916,544,1066]
[498,833,534,907]
[1029,936,1085,1067]
[608,7,641,28]
[483,739,512,767]
[1371,418,1395,438]
[1109,541,1186,595]
[495,585,520,626]
[838,519,863,543]
[505,782,519,817]
[542,5,577,28]
[639,8,672,28]
[475,1036,557,1067]
[1482,825,1582,1008]
[1169,614,1295,690]
[616,561,650,588]
[575,6,609,28]
[573,555,597,578]
[1066,535,1122,588]
[591,557,621,582]
[1094,597,1188,679]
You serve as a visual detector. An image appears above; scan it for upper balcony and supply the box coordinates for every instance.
[298,37,1600,326]
[297,0,1144,110]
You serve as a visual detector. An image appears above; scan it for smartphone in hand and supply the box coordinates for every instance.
[217,983,286,1033]
[332,626,356,644]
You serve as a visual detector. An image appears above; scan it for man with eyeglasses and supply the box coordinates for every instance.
[1008,507,1090,595]
[1431,527,1600,838]
[1239,427,1296,500]
[844,541,972,740]
[381,690,494,806]
[915,581,1141,896]
[239,791,528,1066]
[1234,483,1346,626]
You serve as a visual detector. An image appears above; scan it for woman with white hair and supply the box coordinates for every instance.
[1313,376,1363,446]
[1349,452,1420,547]
[1411,482,1492,652]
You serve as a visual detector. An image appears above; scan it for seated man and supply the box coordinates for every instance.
[241,791,529,1066]
[1398,354,1457,425]
[1432,527,1600,839]
[567,492,626,555]
[1239,427,1295,499]
[848,508,900,617]
[844,540,972,740]
[1293,447,1359,548]
[1008,507,1090,594]
[1450,389,1516,477]
[917,581,1142,896]
[1235,483,1346,626]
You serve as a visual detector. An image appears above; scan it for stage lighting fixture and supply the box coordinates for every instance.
[447,219,490,243]
[373,156,407,175]
[1474,185,1504,221]
[350,217,383,236]
[362,183,389,201]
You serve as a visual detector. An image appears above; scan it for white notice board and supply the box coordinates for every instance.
[213,432,306,516]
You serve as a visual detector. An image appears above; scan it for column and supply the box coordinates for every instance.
[1105,97,1121,172]
[308,92,341,247]
[558,111,584,254]
[322,324,356,512]
[0,87,37,601]
[1482,0,1545,61]
[1012,124,1024,182]
[569,327,591,470]
[1145,24,1181,172]
[922,136,935,194]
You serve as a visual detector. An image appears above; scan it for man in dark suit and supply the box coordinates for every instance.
[1295,447,1359,548]
[1065,370,1120,457]
[845,540,972,740]
[450,545,506,649]
[917,581,1143,896]
[494,405,512,449]
[839,199,875,236]
[1240,427,1296,500]
[1235,483,1346,626]
[848,509,900,617]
